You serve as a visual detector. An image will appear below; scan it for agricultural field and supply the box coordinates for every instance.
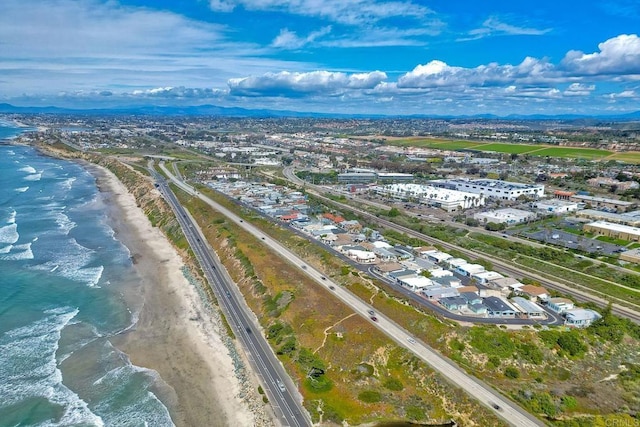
[385,137,483,150]
[472,143,543,154]
[609,151,640,164]
[531,147,612,159]
[385,137,617,160]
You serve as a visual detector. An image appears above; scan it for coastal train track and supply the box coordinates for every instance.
[281,170,640,324]
[151,169,310,427]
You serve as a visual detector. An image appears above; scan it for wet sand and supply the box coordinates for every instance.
[87,164,256,427]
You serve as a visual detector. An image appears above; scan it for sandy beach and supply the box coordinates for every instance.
[86,163,262,427]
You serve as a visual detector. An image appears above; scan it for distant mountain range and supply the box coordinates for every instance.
[1,103,639,121]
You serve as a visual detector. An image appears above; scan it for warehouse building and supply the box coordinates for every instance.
[583,221,640,242]
[373,183,484,212]
[474,208,536,225]
[431,178,545,200]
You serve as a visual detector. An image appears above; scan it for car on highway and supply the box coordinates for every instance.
[329,285,335,290]
[370,316,378,322]
[276,379,286,392]
[407,337,416,344]
[492,403,501,410]
[368,310,375,316]
[321,276,326,280]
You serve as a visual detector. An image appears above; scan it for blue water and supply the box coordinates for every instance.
[0,125,174,426]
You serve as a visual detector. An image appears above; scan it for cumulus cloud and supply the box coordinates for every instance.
[271,26,332,49]
[228,70,387,97]
[209,0,434,27]
[397,57,554,88]
[562,34,640,76]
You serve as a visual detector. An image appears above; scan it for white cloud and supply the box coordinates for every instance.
[209,0,236,12]
[466,16,552,40]
[562,34,640,76]
[563,83,596,96]
[607,90,637,99]
[271,26,332,49]
[228,70,387,96]
[397,57,555,88]
[209,0,434,27]
[0,0,315,96]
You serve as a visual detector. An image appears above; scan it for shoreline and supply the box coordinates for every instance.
[84,163,259,427]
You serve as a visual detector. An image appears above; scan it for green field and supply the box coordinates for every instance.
[386,138,482,150]
[473,143,543,154]
[609,152,640,164]
[531,147,612,159]
[385,138,619,161]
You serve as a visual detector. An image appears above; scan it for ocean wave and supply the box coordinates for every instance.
[15,186,29,193]
[32,238,104,287]
[60,177,76,191]
[18,165,37,174]
[0,223,19,245]
[0,242,33,260]
[90,344,175,427]
[24,173,42,182]
[55,211,76,235]
[0,307,105,427]
[7,209,16,224]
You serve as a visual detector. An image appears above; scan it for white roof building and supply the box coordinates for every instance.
[346,249,377,263]
[430,269,454,278]
[445,257,468,269]
[472,271,505,284]
[533,199,580,214]
[454,263,486,277]
[433,178,545,201]
[401,276,435,291]
[373,183,484,212]
[421,250,453,263]
[474,208,536,225]
[564,309,601,327]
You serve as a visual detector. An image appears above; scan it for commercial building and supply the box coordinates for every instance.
[576,209,640,227]
[474,208,536,225]
[568,194,635,213]
[373,183,484,212]
[431,178,545,201]
[532,199,580,215]
[620,248,640,264]
[583,221,640,242]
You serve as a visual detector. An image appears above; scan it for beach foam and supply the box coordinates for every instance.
[0,223,19,245]
[0,242,33,260]
[0,307,105,427]
[15,186,29,193]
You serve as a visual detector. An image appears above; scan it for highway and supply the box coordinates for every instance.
[151,169,310,427]
[158,163,544,427]
[282,167,640,325]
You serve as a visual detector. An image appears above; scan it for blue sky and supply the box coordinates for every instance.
[1,0,640,116]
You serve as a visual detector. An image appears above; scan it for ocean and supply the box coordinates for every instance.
[0,124,175,426]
